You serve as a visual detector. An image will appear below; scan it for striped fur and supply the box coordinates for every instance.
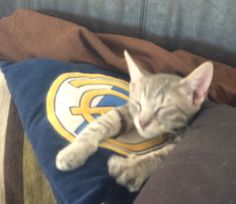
[56,51,213,192]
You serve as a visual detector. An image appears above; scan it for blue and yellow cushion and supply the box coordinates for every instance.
[1,59,137,204]
[46,71,129,145]
[46,71,168,156]
[1,59,167,204]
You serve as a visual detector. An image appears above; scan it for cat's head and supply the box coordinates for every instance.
[124,50,213,138]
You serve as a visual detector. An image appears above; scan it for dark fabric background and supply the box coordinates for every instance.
[135,102,236,204]
[1,1,236,66]
[1,10,236,106]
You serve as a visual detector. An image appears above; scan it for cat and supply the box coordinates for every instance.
[56,50,214,192]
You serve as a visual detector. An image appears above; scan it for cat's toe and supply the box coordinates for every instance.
[56,141,96,171]
[56,154,71,171]
[115,170,145,192]
[108,155,145,192]
[56,149,82,171]
[108,155,125,176]
[126,177,145,192]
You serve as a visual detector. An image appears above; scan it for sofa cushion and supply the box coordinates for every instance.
[135,102,236,204]
[1,59,139,204]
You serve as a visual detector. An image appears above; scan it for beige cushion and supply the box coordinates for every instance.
[0,70,10,204]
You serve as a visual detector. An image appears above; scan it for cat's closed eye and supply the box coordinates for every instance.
[154,106,163,116]
[132,101,142,112]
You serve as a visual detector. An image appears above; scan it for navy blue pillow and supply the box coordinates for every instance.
[1,59,138,204]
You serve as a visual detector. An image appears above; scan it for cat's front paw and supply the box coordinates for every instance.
[108,155,147,192]
[56,139,97,171]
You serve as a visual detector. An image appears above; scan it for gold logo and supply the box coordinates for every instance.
[46,71,168,156]
[46,72,129,142]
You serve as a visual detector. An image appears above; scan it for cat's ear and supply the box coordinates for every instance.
[181,61,214,105]
[124,50,146,83]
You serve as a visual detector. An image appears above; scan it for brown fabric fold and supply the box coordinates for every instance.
[0,9,236,106]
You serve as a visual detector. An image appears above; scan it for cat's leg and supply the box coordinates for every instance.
[108,136,181,192]
[56,104,133,171]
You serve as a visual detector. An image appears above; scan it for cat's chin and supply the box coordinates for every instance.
[137,129,161,139]
[134,122,162,139]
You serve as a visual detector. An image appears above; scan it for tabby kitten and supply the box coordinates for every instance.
[56,50,213,192]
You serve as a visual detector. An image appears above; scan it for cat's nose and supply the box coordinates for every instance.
[139,118,152,130]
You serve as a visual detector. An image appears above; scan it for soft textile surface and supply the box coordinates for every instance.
[2,98,24,204]
[1,9,236,204]
[0,70,11,204]
[1,9,236,106]
[135,102,236,204]
[1,59,138,204]
[23,135,56,204]
[1,0,236,67]
[1,98,56,204]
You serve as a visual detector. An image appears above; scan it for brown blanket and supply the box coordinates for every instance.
[1,9,236,106]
